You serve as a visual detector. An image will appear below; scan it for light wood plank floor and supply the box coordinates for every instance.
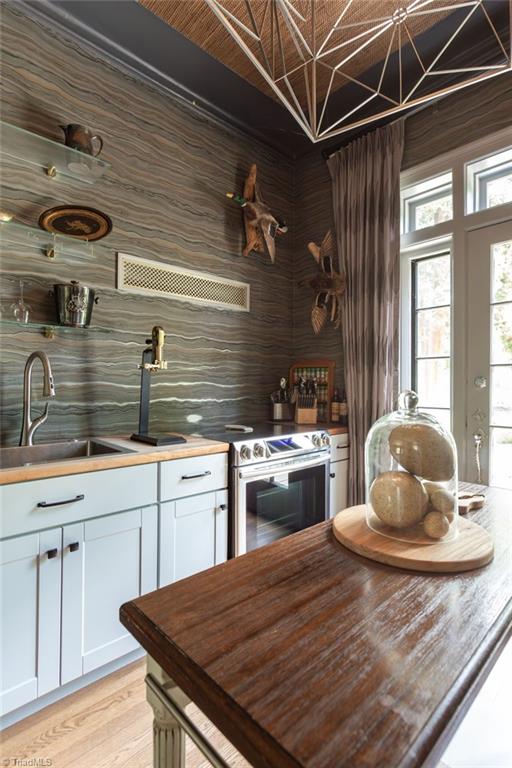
[0,660,249,768]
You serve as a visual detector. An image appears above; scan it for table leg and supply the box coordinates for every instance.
[147,682,186,768]
[146,656,190,768]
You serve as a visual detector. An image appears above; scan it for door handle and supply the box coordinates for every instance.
[181,471,212,480]
[37,494,85,508]
[219,503,227,510]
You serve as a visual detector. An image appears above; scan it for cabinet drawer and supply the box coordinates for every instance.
[330,432,349,455]
[160,453,227,501]
[0,464,158,539]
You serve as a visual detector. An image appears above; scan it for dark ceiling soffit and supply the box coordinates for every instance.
[14,0,308,158]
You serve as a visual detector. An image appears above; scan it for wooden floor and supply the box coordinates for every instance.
[1,660,249,768]
[3,652,507,768]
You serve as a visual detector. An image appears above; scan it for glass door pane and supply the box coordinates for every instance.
[467,225,512,487]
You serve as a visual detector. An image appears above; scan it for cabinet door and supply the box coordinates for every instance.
[0,529,61,715]
[61,506,157,684]
[160,490,228,586]
[329,460,349,518]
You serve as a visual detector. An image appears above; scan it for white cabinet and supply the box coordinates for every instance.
[160,453,227,501]
[61,506,158,684]
[160,490,228,585]
[0,529,61,716]
[0,451,227,718]
[330,439,349,518]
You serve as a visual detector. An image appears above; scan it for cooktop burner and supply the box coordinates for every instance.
[196,422,331,466]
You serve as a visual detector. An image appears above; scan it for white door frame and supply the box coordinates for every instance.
[400,128,512,480]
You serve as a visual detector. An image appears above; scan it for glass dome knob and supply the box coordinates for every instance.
[398,390,418,414]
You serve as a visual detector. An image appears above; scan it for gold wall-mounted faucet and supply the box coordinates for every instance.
[131,326,185,447]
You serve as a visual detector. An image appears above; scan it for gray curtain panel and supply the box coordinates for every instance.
[328,120,404,505]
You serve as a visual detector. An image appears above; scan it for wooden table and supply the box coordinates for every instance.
[120,484,512,768]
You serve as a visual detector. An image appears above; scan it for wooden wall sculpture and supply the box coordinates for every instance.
[227,163,287,262]
[301,230,345,335]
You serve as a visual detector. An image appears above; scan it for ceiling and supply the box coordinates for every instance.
[140,0,512,142]
[22,0,512,156]
[140,0,454,104]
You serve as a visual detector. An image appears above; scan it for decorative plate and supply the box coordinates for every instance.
[38,206,112,241]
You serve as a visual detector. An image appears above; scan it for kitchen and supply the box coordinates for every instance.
[1,2,511,767]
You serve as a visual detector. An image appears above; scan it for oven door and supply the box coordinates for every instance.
[233,451,330,556]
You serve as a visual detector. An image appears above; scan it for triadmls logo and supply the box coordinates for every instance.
[3,759,53,767]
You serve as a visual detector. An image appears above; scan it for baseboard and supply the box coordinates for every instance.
[1,648,145,730]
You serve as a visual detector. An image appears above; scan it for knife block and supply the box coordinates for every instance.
[295,403,318,424]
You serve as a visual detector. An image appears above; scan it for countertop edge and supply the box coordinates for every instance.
[119,600,302,768]
[0,440,230,485]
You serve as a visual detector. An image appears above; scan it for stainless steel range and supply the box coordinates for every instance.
[201,425,331,556]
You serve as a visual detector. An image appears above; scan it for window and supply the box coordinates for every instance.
[466,147,512,213]
[400,132,512,484]
[410,254,451,430]
[401,172,453,233]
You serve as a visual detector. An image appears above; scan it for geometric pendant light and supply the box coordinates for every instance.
[203,0,512,142]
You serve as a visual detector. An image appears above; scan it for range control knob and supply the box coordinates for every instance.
[239,444,252,462]
[312,433,322,448]
[321,433,331,447]
[253,442,265,458]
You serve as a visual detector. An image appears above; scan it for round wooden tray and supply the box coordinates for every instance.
[332,505,493,573]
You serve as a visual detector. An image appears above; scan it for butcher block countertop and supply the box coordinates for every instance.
[0,434,229,485]
[0,424,347,485]
[120,483,512,768]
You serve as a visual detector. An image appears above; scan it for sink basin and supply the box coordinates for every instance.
[0,439,134,469]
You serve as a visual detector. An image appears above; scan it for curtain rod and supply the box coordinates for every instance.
[322,99,441,160]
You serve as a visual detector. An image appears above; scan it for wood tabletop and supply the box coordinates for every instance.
[120,483,512,768]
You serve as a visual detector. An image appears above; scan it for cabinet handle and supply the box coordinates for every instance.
[219,504,227,510]
[68,542,80,552]
[336,445,346,449]
[37,494,85,508]
[46,548,58,559]
[181,471,212,480]
[330,472,336,478]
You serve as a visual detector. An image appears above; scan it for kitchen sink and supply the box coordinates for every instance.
[0,439,134,469]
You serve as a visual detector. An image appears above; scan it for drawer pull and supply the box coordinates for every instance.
[330,472,336,478]
[69,542,80,552]
[46,548,58,559]
[37,494,85,508]
[181,471,212,480]
[336,445,346,449]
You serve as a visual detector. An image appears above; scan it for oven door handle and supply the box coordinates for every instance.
[237,451,329,479]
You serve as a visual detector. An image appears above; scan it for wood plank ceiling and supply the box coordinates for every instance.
[140,0,456,106]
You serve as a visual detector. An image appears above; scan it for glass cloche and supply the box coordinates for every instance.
[365,391,458,544]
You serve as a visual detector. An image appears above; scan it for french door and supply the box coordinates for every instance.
[466,220,512,487]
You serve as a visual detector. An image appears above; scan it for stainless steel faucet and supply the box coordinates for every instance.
[20,351,56,446]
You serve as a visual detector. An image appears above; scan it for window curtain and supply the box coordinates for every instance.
[328,121,404,505]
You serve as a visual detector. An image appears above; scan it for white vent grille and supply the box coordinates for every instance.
[117,253,250,312]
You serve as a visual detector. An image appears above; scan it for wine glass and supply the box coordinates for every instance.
[10,280,31,323]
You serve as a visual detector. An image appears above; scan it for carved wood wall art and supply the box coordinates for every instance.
[227,163,287,262]
[301,230,345,334]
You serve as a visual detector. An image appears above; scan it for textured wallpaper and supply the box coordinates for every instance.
[0,4,301,444]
